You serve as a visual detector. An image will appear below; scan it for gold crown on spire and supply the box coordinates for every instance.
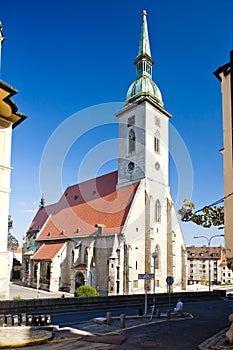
[142,10,147,16]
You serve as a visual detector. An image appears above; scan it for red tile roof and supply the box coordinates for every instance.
[187,245,222,259]
[28,203,56,232]
[35,171,139,241]
[33,241,66,260]
[15,247,22,253]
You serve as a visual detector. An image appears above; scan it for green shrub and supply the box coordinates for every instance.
[13,295,22,300]
[75,285,99,297]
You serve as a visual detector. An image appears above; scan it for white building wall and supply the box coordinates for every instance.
[117,96,186,293]
[50,243,68,292]
[0,124,12,298]
[144,102,169,185]
[0,125,12,252]
[170,203,187,290]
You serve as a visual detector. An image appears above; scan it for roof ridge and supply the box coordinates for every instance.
[66,170,118,190]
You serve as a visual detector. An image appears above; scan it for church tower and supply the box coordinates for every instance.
[116,11,186,293]
[116,10,171,189]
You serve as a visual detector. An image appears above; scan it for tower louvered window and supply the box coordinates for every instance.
[154,136,160,153]
[129,129,136,153]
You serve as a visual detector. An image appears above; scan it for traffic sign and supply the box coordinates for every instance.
[166,276,174,285]
[138,273,154,280]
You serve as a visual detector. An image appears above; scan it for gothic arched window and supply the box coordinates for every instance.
[129,129,136,153]
[155,199,161,223]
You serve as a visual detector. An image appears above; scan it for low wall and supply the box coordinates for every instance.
[0,290,222,314]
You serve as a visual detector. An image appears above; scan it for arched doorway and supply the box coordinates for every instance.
[75,272,84,289]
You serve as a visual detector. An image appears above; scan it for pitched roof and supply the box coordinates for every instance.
[15,247,22,253]
[33,241,66,260]
[187,245,222,259]
[28,203,56,232]
[35,171,139,241]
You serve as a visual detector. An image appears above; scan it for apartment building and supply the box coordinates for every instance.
[187,245,233,286]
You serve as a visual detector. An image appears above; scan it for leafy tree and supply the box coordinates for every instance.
[201,275,208,286]
[75,285,99,297]
[178,199,224,228]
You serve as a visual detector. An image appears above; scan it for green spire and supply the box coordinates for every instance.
[125,10,163,107]
[137,10,151,59]
[134,10,154,80]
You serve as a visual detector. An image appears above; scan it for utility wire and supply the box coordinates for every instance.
[195,191,233,214]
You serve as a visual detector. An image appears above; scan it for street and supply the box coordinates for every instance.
[5,298,233,350]
[7,282,233,349]
[9,281,73,300]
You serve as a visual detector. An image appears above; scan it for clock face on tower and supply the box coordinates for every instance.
[128,161,135,173]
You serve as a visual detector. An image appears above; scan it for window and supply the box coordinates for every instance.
[117,266,120,280]
[154,245,160,269]
[34,264,38,278]
[154,136,160,153]
[25,260,29,272]
[127,116,135,127]
[154,130,160,153]
[129,129,136,153]
[136,261,138,270]
[155,199,161,223]
[46,264,50,280]
[116,281,120,294]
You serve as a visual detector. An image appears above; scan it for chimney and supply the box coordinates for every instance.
[95,224,106,235]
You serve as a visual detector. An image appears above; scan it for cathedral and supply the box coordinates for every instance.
[22,10,187,295]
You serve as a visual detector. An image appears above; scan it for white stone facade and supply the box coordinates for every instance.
[116,98,186,294]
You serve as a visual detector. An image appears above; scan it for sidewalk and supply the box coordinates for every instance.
[0,312,193,349]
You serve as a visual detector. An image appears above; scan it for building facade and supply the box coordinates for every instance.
[0,24,27,298]
[22,10,187,296]
[187,245,233,286]
[214,52,233,270]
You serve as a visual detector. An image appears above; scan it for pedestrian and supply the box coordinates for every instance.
[174,298,183,313]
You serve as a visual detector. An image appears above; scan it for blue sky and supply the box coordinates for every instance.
[1,0,232,246]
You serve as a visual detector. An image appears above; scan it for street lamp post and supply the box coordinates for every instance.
[151,252,157,311]
[194,234,224,291]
